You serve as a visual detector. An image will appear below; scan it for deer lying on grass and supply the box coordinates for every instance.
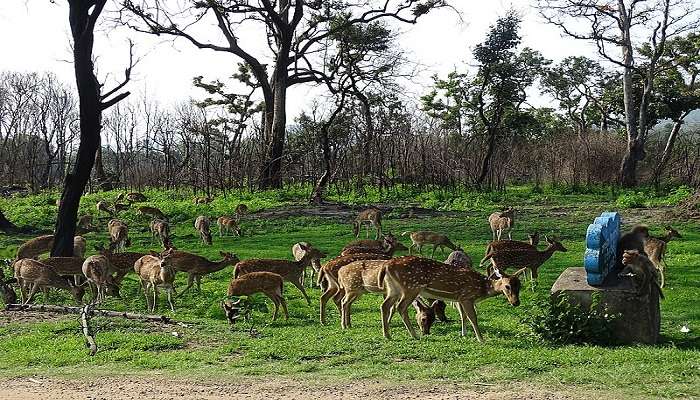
[620,249,664,298]
[149,219,171,248]
[13,258,85,305]
[108,219,130,252]
[194,216,213,245]
[217,216,242,237]
[643,226,681,288]
[341,233,407,257]
[16,234,86,260]
[488,207,515,240]
[353,208,382,239]
[293,242,322,287]
[137,205,165,220]
[222,271,288,324]
[134,249,176,312]
[378,256,526,341]
[126,192,147,203]
[402,231,460,258]
[82,255,120,303]
[481,236,567,285]
[317,253,391,324]
[96,200,114,217]
[169,250,240,296]
[234,243,326,306]
[95,243,147,285]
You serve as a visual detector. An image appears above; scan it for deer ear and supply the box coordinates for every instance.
[513,268,528,278]
[491,268,503,279]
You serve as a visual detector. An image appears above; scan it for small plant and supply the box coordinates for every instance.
[615,192,647,208]
[521,293,619,346]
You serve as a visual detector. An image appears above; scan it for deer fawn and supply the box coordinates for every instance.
[317,252,391,324]
[482,236,567,285]
[353,208,382,239]
[292,242,321,287]
[488,207,515,240]
[222,271,288,324]
[169,250,240,296]
[82,255,120,303]
[234,243,326,306]
[16,234,86,260]
[402,231,460,258]
[96,200,114,217]
[643,226,681,288]
[620,249,664,298]
[137,205,166,220]
[378,256,526,341]
[194,216,213,245]
[134,249,176,312]
[217,216,242,237]
[149,219,171,247]
[107,219,130,252]
[13,258,85,305]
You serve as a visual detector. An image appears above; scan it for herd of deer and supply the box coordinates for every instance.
[6,198,682,342]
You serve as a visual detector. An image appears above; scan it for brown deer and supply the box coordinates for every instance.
[222,271,288,324]
[643,226,681,288]
[149,219,171,247]
[217,216,242,237]
[317,252,391,324]
[479,232,540,268]
[137,205,165,220]
[488,207,515,240]
[341,233,407,256]
[377,256,526,341]
[95,243,146,285]
[193,196,213,204]
[82,255,119,303]
[126,192,147,203]
[13,258,85,305]
[292,242,321,287]
[169,250,240,296]
[620,249,664,298]
[16,235,86,260]
[482,236,567,284]
[107,219,130,252]
[402,231,460,258]
[194,216,213,245]
[233,243,326,306]
[96,200,114,217]
[352,208,382,239]
[114,203,130,213]
[40,256,85,285]
[134,249,176,312]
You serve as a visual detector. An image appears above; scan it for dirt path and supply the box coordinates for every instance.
[0,376,601,400]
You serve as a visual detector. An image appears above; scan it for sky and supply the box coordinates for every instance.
[0,1,597,118]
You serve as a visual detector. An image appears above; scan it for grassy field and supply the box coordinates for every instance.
[0,186,698,398]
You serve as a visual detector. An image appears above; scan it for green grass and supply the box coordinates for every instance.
[0,186,698,398]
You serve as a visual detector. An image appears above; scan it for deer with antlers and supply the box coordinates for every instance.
[352,207,383,239]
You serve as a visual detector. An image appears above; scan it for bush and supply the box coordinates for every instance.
[615,191,648,208]
[521,293,619,346]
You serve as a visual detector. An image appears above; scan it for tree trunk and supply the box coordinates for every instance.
[258,75,288,189]
[476,128,497,189]
[653,118,684,187]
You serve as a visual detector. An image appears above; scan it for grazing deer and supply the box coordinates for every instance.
[82,255,119,303]
[217,216,242,237]
[341,233,407,257]
[643,226,681,288]
[137,205,165,220]
[488,207,515,240]
[107,219,130,252]
[16,234,86,260]
[377,256,526,341]
[193,196,213,204]
[292,242,321,287]
[114,203,130,213]
[620,250,664,298]
[126,192,147,203]
[222,271,288,324]
[234,243,326,306]
[134,249,176,312]
[96,200,114,217]
[317,252,391,324]
[194,216,213,245]
[482,236,567,283]
[13,258,85,305]
[95,243,146,285]
[169,250,240,296]
[149,219,171,247]
[402,231,460,258]
[353,208,382,239]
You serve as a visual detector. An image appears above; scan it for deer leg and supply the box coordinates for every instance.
[408,243,415,255]
[177,275,195,299]
[195,275,202,292]
[291,278,311,306]
[278,294,289,320]
[459,301,483,342]
[167,287,175,312]
[319,287,337,324]
[341,291,360,329]
[380,293,399,339]
[24,282,39,305]
[396,294,420,339]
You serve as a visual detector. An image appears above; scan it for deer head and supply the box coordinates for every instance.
[413,299,436,335]
[383,233,408,252]
[528,231,540,246]
[544,236,568,252]
[219,251,240,264]
[491,268,526,306]
[663,226,682,240]
[222,299,243,325]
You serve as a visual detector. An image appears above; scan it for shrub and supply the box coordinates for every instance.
[615,192,647,208]
[521,293,619,346]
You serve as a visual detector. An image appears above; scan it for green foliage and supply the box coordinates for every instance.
[522,293,619,346]
[616,192,648,208]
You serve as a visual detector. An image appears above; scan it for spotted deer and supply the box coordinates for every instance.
[134,249,176,312]
[377,256,526,341]
[642,226,681,288]
[234,243,326,306]
[16,234,86,260]
[126,192,147,203]
[341,233,407,257]
[137,205,165,220]
[149,219,171,248]
[169,250,240,296]
[488,207,515,240]
[82,255,119,303]
[352,208,382,239]
[107,219,130,252]
[194,216,213,245]
[317,252,391,324]
[482,236,567,284]
[217,216,242,237]
[13,258,85,305]
[292,242,321,287]
[402,231,460,258]
[40,256,85,285]
[222,272,288,324]
[96,200,114,217]
[444,250,473,269]
[95,243,147,285]
[480,232,540,268]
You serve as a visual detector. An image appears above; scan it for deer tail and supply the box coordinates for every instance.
[377,265,388,290]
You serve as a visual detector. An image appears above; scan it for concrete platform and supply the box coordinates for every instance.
[551,267,660,344]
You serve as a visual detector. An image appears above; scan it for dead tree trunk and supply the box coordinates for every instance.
[653,116,688,188]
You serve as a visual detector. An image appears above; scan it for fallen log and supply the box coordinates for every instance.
[4,304,173,323]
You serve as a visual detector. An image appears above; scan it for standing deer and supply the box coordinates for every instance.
[481,236,567,284]
[292,242,321,287]
[137,205,166,220]
[233,243,326,306]
[95,243,146,285]
[352,208,382,239]
[169,250,240,296]
[217,216,242,237]
[41,256,86,285]
[234,203,248,222]
[488,207,515,240]
[13,258,85,305]
[222,271,288,324]
[377,256,526,341]
[134,249,176,312]
[149,219,171,247]
[194,216,213,245]
[480,232,540,267]
[643,226,681,288]
[107,219,130,252]
[402,231,460,258]
[16,235,86,260]
[82,255,119,303]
